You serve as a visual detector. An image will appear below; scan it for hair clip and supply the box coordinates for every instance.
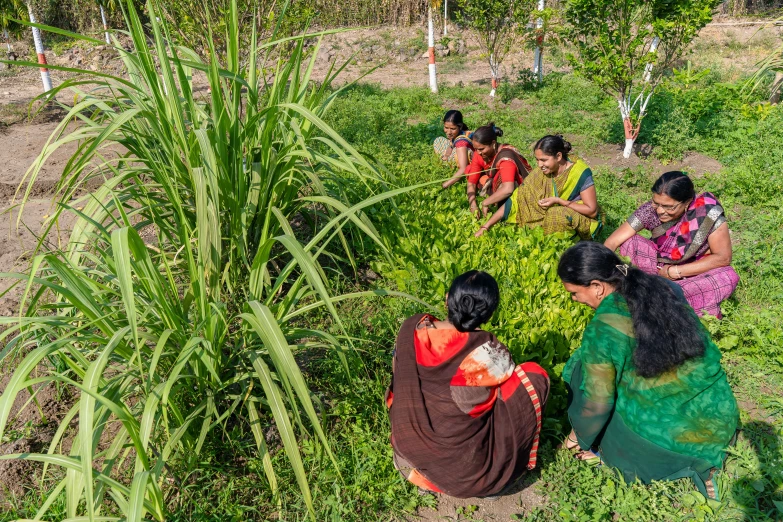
[615,264,629,276]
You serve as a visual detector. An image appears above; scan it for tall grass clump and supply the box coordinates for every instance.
[0,0,425,519]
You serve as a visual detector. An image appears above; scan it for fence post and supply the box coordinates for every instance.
[27,4,52,93]
[100,4,111,44]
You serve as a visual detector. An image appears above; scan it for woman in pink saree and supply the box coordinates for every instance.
[604,171,739,318]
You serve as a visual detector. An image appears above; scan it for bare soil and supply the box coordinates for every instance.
[0,19,776,514]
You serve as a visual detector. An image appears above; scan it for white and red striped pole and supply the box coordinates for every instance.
[27,5,52,93]
[100,4,110,44]
[532,0,545,83]
[428,4,438,93]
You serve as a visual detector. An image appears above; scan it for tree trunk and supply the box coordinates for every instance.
[643,37,660,83]
[27,4,52,94]
[771,71,783,104]
[533,0,545,83]
[443,0,448,36]
[622,117,637,159]
[428,5,438,94]
[489,53,498,97]
[100,5,110,45]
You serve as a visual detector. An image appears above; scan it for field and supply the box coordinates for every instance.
[0,9,782,522]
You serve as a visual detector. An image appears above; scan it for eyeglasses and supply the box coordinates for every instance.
[650,200,687,213]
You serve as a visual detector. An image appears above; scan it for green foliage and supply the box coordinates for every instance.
[454,0,537,84]
[368,166,592,420]
[562,0,719,99]
[0,0,418,519]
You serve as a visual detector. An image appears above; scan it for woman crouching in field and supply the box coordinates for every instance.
[604,171,739,318]
[475,135,601,238]
[558,242,738,500]
[386,271,549,498]
[465,123,532,219]
[434,110,475,189]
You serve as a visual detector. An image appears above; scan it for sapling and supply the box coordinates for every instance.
[562,0,718,158]
[456,0,537,97]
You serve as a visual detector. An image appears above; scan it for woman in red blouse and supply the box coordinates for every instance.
[465,123,532,218]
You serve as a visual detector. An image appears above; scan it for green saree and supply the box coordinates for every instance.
[563,294,738,497]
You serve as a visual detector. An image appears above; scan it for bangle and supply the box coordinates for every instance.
[675,266,683,280]
[665,265,672,279]
[480,225,488,230]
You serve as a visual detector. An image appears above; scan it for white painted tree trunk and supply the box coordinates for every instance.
[489,53,498,97]
[770,71,783,104]
[428,6,438,94]
[643,36,660,83]
[27,5,52,93]
[443,0,448,36]
[3,29,11,53]
[100,5,110,44]
[532,0,545,82]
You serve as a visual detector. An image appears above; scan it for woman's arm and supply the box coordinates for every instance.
[537,186,598,219]
[442,147,470,189]
[604,222,637,252]
[660,223,733,280]
[481,181,515,213]
[440,145,454,162]
[466,182,480,218]
[474,206,507,237]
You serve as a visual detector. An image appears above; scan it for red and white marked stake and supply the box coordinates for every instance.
[27,5,52,93]
[427,5,438,94]
[100,4,111,45]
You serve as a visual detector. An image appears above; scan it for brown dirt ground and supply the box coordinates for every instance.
[0,19,778,516]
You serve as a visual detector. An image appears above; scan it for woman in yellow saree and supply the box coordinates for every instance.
[476,135,601,239]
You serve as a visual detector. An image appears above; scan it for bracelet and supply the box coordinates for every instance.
[480,225,488,230]
[665,265,672,279]
[675,266,683,280]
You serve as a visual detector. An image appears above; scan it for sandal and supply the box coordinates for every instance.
[559,432,581,451]
[704,468,718,500]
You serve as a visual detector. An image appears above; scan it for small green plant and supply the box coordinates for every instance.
[455,0,537,97]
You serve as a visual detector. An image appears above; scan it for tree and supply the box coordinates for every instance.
[456,0,536,97]
[562,0,719,158]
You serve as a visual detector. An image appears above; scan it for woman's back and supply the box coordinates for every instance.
[565,293,738,467]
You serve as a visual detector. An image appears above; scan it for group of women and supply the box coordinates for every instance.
[385,111,742,502]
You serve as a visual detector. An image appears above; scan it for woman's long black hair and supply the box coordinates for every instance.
[558,242,706,377]
[443,110,469,132]
[447,270,499,332]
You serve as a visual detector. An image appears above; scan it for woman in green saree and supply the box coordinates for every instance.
[557,242,738,500]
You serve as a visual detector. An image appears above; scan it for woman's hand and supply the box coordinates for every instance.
[469,202,480,219]
[481,204,490,217]
[538,197,565,209]
[474,226,488,237]
[658,265,680,280]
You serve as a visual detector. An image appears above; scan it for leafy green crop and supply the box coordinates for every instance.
[372,183,593,417]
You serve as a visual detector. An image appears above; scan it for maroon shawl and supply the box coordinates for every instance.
[388,314,549,498]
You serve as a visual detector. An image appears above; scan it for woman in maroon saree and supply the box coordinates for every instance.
[605,171,739,318]
[386,271,549,498]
